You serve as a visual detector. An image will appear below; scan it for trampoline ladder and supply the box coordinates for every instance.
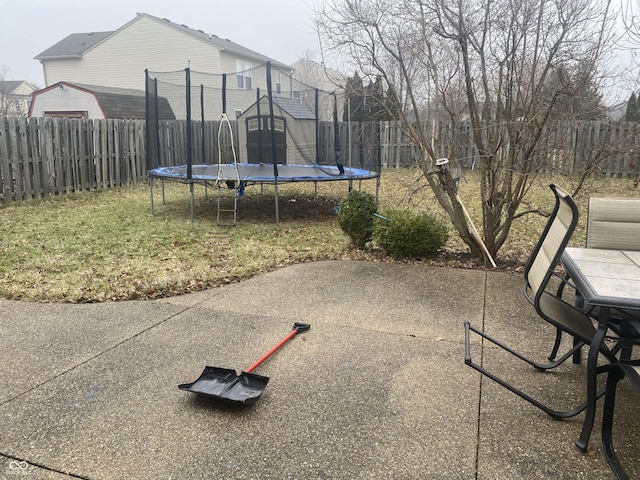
[216,187,238,226]
[216,112,240,226]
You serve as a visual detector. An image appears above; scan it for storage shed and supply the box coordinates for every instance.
[29,82,175,120]
[237,96,316,165]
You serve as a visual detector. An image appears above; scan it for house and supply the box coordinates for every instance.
[34,12,293,119]
[0,80,37,116]
[28,81,175,120]
[237,95,316,164]
[290,59,346,121]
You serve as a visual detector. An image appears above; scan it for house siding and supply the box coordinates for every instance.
[0,81,37,116]
[44,16,222,91]
[39,14,294,121]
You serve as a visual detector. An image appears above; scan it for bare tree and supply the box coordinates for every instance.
[619,0,640,94]
[0,65,13,116]
[316,0,618,261]
[0,66,37,117]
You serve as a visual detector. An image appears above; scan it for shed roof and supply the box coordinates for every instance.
[37,82,175,120]
[272,96,316,120]
[241,95,315,120]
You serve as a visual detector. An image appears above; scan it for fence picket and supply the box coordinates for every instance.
[0,118,12,201]
[8,117,22,201]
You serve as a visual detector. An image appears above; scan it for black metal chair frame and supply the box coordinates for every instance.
[602,363,640,480]
[465,184,619,419]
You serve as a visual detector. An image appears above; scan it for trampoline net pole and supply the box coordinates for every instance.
[185,67,192,180]
[267,61,279,226]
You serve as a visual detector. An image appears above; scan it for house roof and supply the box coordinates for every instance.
[34,13,292,71]
[0,80,35,96]
[34,32,112,59]
[36,82,175,120]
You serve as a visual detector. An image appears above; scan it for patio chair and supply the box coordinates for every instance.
[602,362,640,480]
[586,197,640,250]
[581,196,640,354]
[464,184,618,419]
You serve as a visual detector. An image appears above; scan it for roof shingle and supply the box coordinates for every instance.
[35,32,112,59]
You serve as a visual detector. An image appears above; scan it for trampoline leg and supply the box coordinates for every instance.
[274,181,280,227]
[190,182,195,223]
[149,176,154,215]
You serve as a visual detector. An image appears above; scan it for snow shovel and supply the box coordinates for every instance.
[178,322,311,405]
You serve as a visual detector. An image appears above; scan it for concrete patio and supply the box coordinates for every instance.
[0,261,637,479]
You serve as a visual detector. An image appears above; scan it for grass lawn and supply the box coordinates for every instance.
[0,168,637,302]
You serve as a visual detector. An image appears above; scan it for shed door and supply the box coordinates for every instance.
[246,116,287,164]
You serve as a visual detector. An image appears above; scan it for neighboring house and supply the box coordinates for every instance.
[34,12,293,120]
[290,59,344,94]
[28,81,175,120]
[0,80,37,116]
[290,59,346,121]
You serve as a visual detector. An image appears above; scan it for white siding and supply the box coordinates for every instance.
[13,82,37,96]
[40,14,293,120]
[44,16,222,91]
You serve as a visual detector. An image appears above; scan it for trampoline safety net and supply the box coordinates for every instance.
[145,62,382,179]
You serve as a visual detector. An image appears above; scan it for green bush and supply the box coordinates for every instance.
[374,209,449,259]
[337,190,378,248]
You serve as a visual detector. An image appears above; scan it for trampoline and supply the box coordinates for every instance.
[149,163,379,183]
[148,162,380,225]
[146,63,381,225]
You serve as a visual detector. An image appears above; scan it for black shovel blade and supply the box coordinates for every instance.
[178,366,270,405]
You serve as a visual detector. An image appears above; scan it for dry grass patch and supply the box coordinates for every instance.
[0,169,637,302]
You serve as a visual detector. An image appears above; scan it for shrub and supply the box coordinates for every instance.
[374,209,449,259]
[337,190,378,248]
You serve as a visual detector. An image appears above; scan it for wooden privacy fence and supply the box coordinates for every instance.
[377,120,640,177]
[2,117,640,203]
[0,116,146,202]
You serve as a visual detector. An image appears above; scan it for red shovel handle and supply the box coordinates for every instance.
[245,323,310,374]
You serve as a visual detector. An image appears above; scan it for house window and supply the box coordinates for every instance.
[236,60,252,89]
[234,109,242,119]
[274,70,282,94]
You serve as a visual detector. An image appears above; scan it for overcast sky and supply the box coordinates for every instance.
[1,0,321,87]
[1,0,635,104]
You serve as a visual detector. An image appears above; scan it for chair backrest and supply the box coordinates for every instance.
[524,184,579,299]
[586,196,640,250]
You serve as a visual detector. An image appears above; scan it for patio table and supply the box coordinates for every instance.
[560,247,640,452]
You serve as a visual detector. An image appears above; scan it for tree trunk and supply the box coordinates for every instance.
[418,153,485,260]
